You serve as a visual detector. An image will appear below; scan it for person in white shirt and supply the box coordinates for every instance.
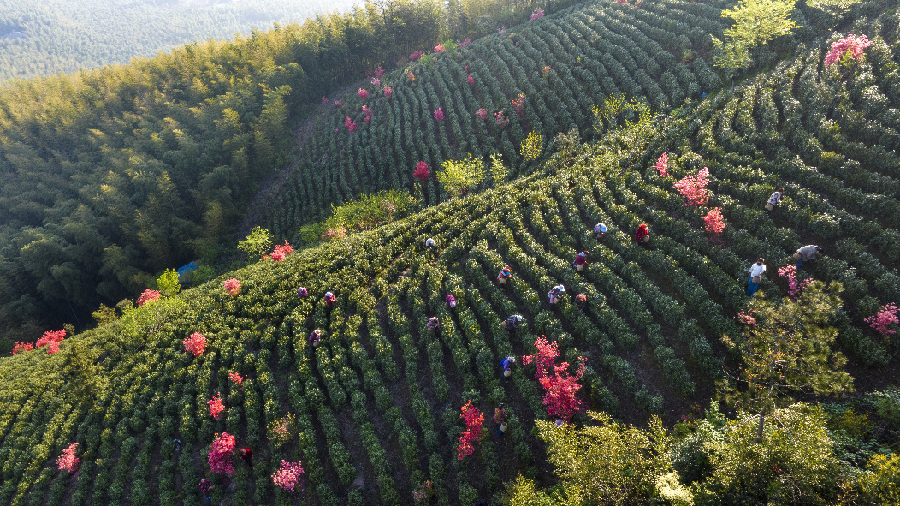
[766,188,784,214]
[747,258,766,296]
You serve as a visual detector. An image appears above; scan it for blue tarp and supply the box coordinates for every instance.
[177,261,199,281]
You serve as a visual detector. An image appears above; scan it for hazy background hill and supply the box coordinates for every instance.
[0,0,357,81]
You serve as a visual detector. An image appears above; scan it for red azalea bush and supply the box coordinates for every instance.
[223,278,240,296]
[137,289,161,306]
[467,74,474,87]
[345,116,357,133]
[703,207,726,234]
[673,167,710,205]
[383,86,392,98]
[457,401,484,460]
[434,107,444,120]
[37,329,66,355]
[56,443,79,473]
[865,303,898,338]
[413,161,430,181]
[825,34,872,66]
[267,241,293,262]
[476,108,488,120]
[778,264,811,299]
[654,152,669,177]
[357,88,369,100]
[530,8,544,21]
[11,342,33,354]
[511,93,526,116]
[272,460,305,492]
[207,392,225,420]
[523,336,586,422]
[229,372,244,385]
[183,332,206,356]
[208,432,236,475]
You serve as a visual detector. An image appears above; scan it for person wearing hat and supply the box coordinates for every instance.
[794,245,821,267]
[747,258,766,297]
[493,403,509,436]
[497,265,512,284]
[594,222,607,239]
[765,188,784,214]
[573,250,589,271]
[634,223,650,245]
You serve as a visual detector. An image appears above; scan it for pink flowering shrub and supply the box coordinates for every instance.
[370,77,380,87]
[345,116,357,133]
[207,392,225,420]
[703,207,726,234]
[11,342,34,354]
[654,152,669,177]
[272,460,305,492]
[865,303,899,338]
[413,480,435,503]
[56,443,79,473]
[778,264,811,299]
[362,105,374,123]
[530,8,544,21]
[434,44,445,52]
[523,336,586,422]
[37,329,66,354]
[825,34,872,66]
[736,310,756,326]
[410,50,424,61]
[357,88,369,100]
[183,332,206,356]
[616,0,628,3]
[267,241,293,262]
[137,289,161,306]
[383,86,392,98]
[511,93,526,116]
[495,110,509,128]
[333,99,342,107]
[223,278,240,296]
[434,107,444,120]
[467,74,474,87]
[673,167,710,205]
[323,226,347,240]
[542,65,551,77]
[457,401,484,460]
[413,161,430,181]
[374,66,385,78]
[208,432,236,475]
[476,108,488,120]
[228,372,244,385]
[322,96,329,104]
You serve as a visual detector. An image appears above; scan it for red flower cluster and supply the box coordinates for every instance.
[673,167,710,206]
[413,161,430,182]
[865,303,898,338]
[457,401,484,460]
[10,342,33,354]
[383,86,393,98]
[56,443,79,473]
[409,50,424,61]
[523,336,586,422]
[229,371,244,385]
[530,8,544,21]
[654,152,669,177]
[374,66,385,78]
[467,74,474,87]
[223,278,240,296]
[183,332,206,356]
[825,34,872,66]
[37,329,66,355]
[777,264,811,300]
[357,88,369,100]
[476,108,488,120]
[703,207,726,234]
[137,289,161,306]
[267,241,294,262]
[344,116,357,133]
[511,93,526,116]
[208,392,225,420]
[434,107,444,120]
[208,432,236,475]
[272,460,305,492]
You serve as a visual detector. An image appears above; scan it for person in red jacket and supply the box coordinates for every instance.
[239,448,253,467]
[324,291,336,308]
[634,223,650,245]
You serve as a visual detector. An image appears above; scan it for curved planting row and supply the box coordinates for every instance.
[256,0,731,239]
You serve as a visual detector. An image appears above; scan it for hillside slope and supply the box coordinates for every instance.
[2,1,900,505]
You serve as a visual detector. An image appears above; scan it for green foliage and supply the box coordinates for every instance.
[154,269,181,297]
[489,153,509,185]
[437,153,485,198]
[507,412,671,505]
[854,453,900,503]
[712,0,797,76]
[520,131,544,162]
[721,281,853,421]
[592,94,653,135]
[324,190,416,233]
[237,226,274,260]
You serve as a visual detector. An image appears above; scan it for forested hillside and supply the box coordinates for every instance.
[1,0,899,502]
[0,0,580,348]
[0,0,357,81]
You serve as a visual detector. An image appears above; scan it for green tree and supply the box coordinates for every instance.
[155,268,181,297]
[237,226,274,260]
[437,153,485,198]
[505,412,671,505]
[489,153,508,185]
[712,0,797,87]
[721,280,853,442]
